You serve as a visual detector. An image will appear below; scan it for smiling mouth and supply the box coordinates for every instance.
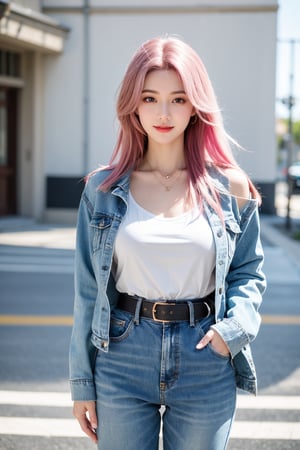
[154,126,174,133]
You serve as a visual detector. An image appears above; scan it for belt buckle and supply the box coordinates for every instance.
[152,302,175,323]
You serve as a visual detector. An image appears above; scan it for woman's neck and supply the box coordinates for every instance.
[141,145,186,176]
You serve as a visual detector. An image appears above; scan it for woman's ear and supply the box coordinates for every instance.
[189,114,198,125]
[190,106,197,117]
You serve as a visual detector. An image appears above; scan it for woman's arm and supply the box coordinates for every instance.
[69,188,98,400]
[197,168,266,355]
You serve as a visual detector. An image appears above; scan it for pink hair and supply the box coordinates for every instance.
[97,36,261,214]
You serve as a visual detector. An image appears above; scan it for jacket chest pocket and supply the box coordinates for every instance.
[225,218,241,259]
[90,215,114,253]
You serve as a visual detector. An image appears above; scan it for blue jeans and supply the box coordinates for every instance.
[94,305,236,450]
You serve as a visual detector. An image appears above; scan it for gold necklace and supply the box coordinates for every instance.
[152,169,182,191]
[145,158,185,191]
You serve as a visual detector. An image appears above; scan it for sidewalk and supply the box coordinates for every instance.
[260,214,300,269]
[0,216,76,250]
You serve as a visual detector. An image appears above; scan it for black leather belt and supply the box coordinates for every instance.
[117,292,215,323]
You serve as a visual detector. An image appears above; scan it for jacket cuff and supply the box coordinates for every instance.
[210,318,250,358]
[70,379,96,401]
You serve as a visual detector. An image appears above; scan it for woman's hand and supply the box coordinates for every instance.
[196,328,230,356]
[73,400,98,443]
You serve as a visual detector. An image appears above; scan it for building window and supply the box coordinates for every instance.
[0,51,20,77]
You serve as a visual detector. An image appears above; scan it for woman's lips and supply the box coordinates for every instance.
[153,126,174,133]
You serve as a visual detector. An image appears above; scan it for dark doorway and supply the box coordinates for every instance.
[0,87,18,216]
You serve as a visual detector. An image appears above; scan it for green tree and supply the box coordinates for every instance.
[293,121,300,145]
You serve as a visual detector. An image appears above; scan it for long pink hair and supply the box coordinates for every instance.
[98,36,261,214]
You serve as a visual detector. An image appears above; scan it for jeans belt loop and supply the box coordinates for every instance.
[203,301,211,318]
[133,297,143,325]
[187,301,195,327]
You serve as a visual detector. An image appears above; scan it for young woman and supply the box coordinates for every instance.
[69,36,266,450]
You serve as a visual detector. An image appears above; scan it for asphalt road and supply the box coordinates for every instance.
[0,221,300,449]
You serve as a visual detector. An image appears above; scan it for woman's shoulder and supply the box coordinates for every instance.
[207,163,251,209]
[81,167,113,201]
[87,166,113,185]
[85,166,115,190]
[207,164,248,192]
[221,167,250,209]
[222,167,249,198]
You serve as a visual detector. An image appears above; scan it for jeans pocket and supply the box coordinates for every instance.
[207,343,231,361]
[197,316,230,361]
[109,309,134,342]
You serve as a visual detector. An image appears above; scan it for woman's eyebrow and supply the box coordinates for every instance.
[141,89,186,94]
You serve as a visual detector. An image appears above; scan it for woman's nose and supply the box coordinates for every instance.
[158,104,170,121]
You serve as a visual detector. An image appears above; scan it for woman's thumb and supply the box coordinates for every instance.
[87,402,98,429]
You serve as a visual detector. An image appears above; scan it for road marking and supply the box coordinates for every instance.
[0,315,73,326]
[231,421,300,440]
[1,315,300,326]
[236,395,300,410]
[0,417,299,440]
[1,392,300,440]
[0,391,72,407]
[0,417,85,437]
[1,391,300,410]
[262,315,300,324]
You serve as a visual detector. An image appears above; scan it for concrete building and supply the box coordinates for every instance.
[0,0,278,223]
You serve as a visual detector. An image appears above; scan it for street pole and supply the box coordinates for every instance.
[279,38,300,229]
[285,39,295,229]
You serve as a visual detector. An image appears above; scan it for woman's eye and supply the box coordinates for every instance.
[173,97,186,104]
[143,96,156,103]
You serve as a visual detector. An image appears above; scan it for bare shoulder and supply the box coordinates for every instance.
[223,167,250,209]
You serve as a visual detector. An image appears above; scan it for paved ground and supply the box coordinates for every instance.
[0,186,300,449]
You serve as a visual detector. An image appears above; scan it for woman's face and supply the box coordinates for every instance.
[137,69,194,149]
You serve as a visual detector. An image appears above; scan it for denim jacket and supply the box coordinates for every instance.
[69,167,266,400]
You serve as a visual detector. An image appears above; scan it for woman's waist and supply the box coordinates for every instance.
[116,291,215,323]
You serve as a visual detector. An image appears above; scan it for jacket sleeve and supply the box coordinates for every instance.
[69,188,98,401]
[211,204,266,358]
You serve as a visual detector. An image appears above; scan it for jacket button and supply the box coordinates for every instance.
[101,341,108,349]
[217,230,222,237]
[218,287,222,294]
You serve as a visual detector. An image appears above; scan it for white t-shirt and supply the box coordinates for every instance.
[113,192,216,300]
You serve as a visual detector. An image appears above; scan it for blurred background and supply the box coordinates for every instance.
[1,0,298,224]
[1,3,300,449]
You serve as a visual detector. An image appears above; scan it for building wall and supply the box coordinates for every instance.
[0,1,70,220]
[13,0,40,9]
[41,0,278,220]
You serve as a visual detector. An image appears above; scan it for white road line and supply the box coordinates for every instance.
[1,391,300,440]
[1,391,300,410]
[0,391,71,407]
[236,395,300,410]
[231,421,300,440]
[0,417,85,437]
[0,417,299,440]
